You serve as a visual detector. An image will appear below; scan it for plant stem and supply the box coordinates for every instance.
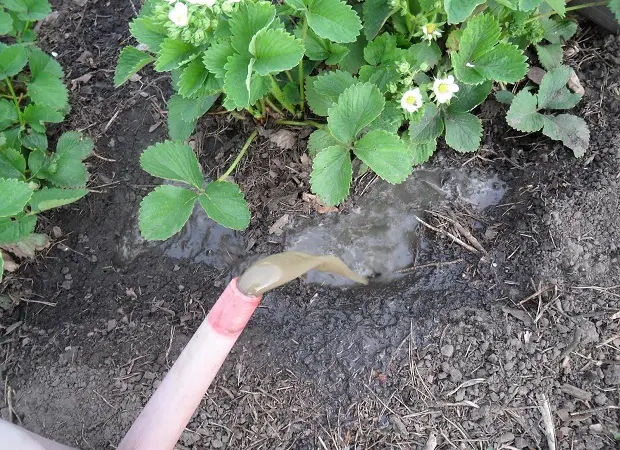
[275,119,325,129]
[525,1,608,22]
[5,78,24,125]
[218,130,258,181]
[285,70,294,83]
[298,18,308,112]
[269,75,297,116]
[265,97,284,116]
[259,98,267,118]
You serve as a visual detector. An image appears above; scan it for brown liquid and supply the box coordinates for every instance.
[237,252,368,296]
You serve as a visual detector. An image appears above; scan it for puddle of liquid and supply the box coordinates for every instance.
[114,204,244,269]
[285,168,507,287]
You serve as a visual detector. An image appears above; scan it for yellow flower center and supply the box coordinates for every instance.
[405,95,417,105]
[426,23,436,34]
[437,83,449,93]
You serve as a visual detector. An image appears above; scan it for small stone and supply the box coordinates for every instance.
[107,319,117,331]
[594,393,609,405]
[61,266,70,274]
[498,432,515,443]
[441,344,455,358]
[449,368,462,383]
[603,364,620,385]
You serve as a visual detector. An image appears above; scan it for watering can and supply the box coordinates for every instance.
[0,252,367,450]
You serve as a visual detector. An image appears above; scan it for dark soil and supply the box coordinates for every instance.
[1,2,620,449]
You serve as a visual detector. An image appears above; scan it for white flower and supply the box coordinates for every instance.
[187,0,217,6]
[400,88,423,113]
[169,2,189,27]
[422,23,442,42]
[433,75,459,104]
[166,0,176,4]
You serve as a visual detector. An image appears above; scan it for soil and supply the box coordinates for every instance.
[1,3,620,449]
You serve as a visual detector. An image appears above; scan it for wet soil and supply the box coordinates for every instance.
[1,2,620,449]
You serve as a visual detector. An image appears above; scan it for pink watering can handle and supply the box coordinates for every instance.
[117,278,261,450]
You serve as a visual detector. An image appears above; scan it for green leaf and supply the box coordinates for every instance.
[541,18,577,44]
[0,10,13,35]
[410,140,437,165]
[338,34,367,74]
[519,0,542,11]
[0,44,28,78]
[542,114,589,157]
[537,65,581,110]
[177,58,209,97]
[364,33,398,65]
[0,147,26,179]
[285,0,306,10]
[307,129,339,157]
[0,178,32,216]
[166,94,218,140]
[2,0,50,20]
[535,44,563,70]
[443,111,482,153]
[222,53,269,109]
[140,141,204,189]
[28,150,55,180]
[199,181,250,230]
[474,44,528,83]
[610,0,619,22]
[362,0,392,41]
[28,48,63,79]
[47,132,93,188]
[229,1,277,56]
[20,131,47,151]
[0,99,18,130]
[448,80,492,112]
[408,103,444,143]
[407,42,442,70]
[495,90,515,104]
[506,90,544,132]
[544,0,565,16]
[444,0,486,23]
[353,130,412,183]
[114,46,154,87]
[306,70,356,116]
[300,28,349,64]
[139,185,198,240]
[22,104,64,124]
[305,0,362,43]
[310,145,352,206]
[366,101,403,133]
[28,187,88,213]
[0,215,36,244]
[129,17,168,51]
[250,28,304,75]
[203,41,235,79]
[56,132,94,160]
[27,73,68,111]
[0,249,3,280]
[155,38,197,72]
[327,82,384,143]
[452,15,527,84]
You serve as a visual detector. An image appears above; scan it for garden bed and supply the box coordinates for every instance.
[1,0,620,448]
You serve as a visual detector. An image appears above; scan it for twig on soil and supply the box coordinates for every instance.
[569,405,620,416]
[537,394,556,450]
[426,211,487,255]
[18,297,56,307]
[413,215,481,255]
[572,285,620,298]
[518,285,553,305]
[396,259,463,274]
[91,151,117,162]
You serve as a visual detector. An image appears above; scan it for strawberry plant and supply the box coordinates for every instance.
[115,0,620,240]
[0,0,93,281]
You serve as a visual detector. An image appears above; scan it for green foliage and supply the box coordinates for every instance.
[112,0,613,236]
[0,1,92,280]
[138,141,250,239]
[506,65,588,157]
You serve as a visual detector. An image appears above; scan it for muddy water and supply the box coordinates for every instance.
[114,169,505,278]
[285,169,506,286]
